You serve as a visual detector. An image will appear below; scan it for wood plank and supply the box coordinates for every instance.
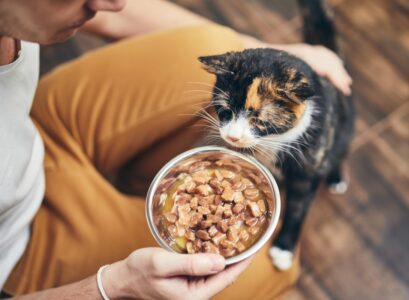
[260,0,300,21]
[169,0,222,23]
[297,115,409,298]
[351,101,409,152]
[334,19,409,128]
[333,0,409,129]
[300,191,409,300]
[287,271,333,300]
[379,105,409,169]
[172,0,302,43]
[209,0,301,42]
[335,0,409,79]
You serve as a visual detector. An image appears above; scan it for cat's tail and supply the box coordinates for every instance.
[297,0,338,52]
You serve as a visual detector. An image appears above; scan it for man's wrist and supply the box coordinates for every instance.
[0,36,20,65]
[101,260,133,299]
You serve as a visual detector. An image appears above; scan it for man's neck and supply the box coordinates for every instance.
[0,36,21,66]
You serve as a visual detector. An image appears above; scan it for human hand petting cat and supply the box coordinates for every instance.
[242,35,352,96]
[101,247,253,300]
[281,43,352,96]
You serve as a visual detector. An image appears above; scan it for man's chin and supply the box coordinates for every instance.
[41,28,78,45]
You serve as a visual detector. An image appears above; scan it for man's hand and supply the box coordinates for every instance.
[103,248,253,300]
[282,43,352,96]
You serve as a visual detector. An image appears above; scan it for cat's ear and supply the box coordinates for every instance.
[286,72,316,102]
[198,54,234,76]
[289,82,315,102]
[291,82,315,100]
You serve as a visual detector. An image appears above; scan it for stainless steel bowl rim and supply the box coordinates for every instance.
[145,145,281,265]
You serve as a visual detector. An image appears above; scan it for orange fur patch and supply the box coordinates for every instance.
[292,102,307,120]
[246,75,307,126]
[245,78,263,110]
[286,68,297,81]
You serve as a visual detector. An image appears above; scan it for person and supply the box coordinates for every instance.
[0,0,352,299]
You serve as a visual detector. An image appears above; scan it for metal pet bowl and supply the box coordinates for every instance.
[145,146,281,265]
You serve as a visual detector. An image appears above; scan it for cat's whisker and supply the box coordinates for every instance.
[177,110,219,130]
[254,144,282,166]
[254,145,271,159]
[182,88,227,100]
[257,140,291,155]
[215,106,230,114]
[258,141,303,167]
[203,134,223,145]
[213,92,229,99]
[208,100,228,107]
[195,110,220,128]
[260,139,303,153]
[182,90,229,102]
[186,81,230,99]
[259,141,303,160]
[182,89,213,95]
[178,102,213,110]
[252,145,266,160]
[191,125,219,133]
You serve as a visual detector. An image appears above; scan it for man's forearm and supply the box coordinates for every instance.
[83,0,210,39]
[11,260,129,300]
[12,275,100,300]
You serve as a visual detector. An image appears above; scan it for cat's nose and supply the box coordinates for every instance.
[227,135,240,142]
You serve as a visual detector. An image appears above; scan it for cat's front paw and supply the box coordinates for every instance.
[269,246,294,271]
[329,180,348,194]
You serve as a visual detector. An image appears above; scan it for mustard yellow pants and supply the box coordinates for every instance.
[5,24,299,299]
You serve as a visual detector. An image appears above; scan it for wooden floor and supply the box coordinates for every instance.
[40,0,409,299]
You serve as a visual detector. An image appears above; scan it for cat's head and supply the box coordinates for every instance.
[199,48,317,149]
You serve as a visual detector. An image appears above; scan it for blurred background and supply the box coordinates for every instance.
[40,0,409,299]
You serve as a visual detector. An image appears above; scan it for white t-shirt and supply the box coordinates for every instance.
[0,41,44,289]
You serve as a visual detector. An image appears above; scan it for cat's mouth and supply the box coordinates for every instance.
[223,143,255,154]
[219,116,257,149]
[222,137,256,149]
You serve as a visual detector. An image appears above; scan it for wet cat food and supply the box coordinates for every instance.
[158,158,271,258]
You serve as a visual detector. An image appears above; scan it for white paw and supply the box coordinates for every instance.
[329,180,348,194]
[269,246,293,271]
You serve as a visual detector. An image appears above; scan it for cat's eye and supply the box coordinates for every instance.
[218,107,233,122]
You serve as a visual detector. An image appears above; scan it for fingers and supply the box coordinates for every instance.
[329,59,352,96]
[150,249,226,277]
[320,47,353,96]
[326,64,352,96]
[197,256,254,299]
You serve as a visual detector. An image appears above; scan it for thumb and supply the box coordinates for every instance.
[152,250,226,277]
[196,256,254,299]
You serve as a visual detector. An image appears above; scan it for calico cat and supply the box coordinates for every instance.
[198,0,354,270]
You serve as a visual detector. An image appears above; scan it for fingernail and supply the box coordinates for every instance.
[211,256,225,272]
